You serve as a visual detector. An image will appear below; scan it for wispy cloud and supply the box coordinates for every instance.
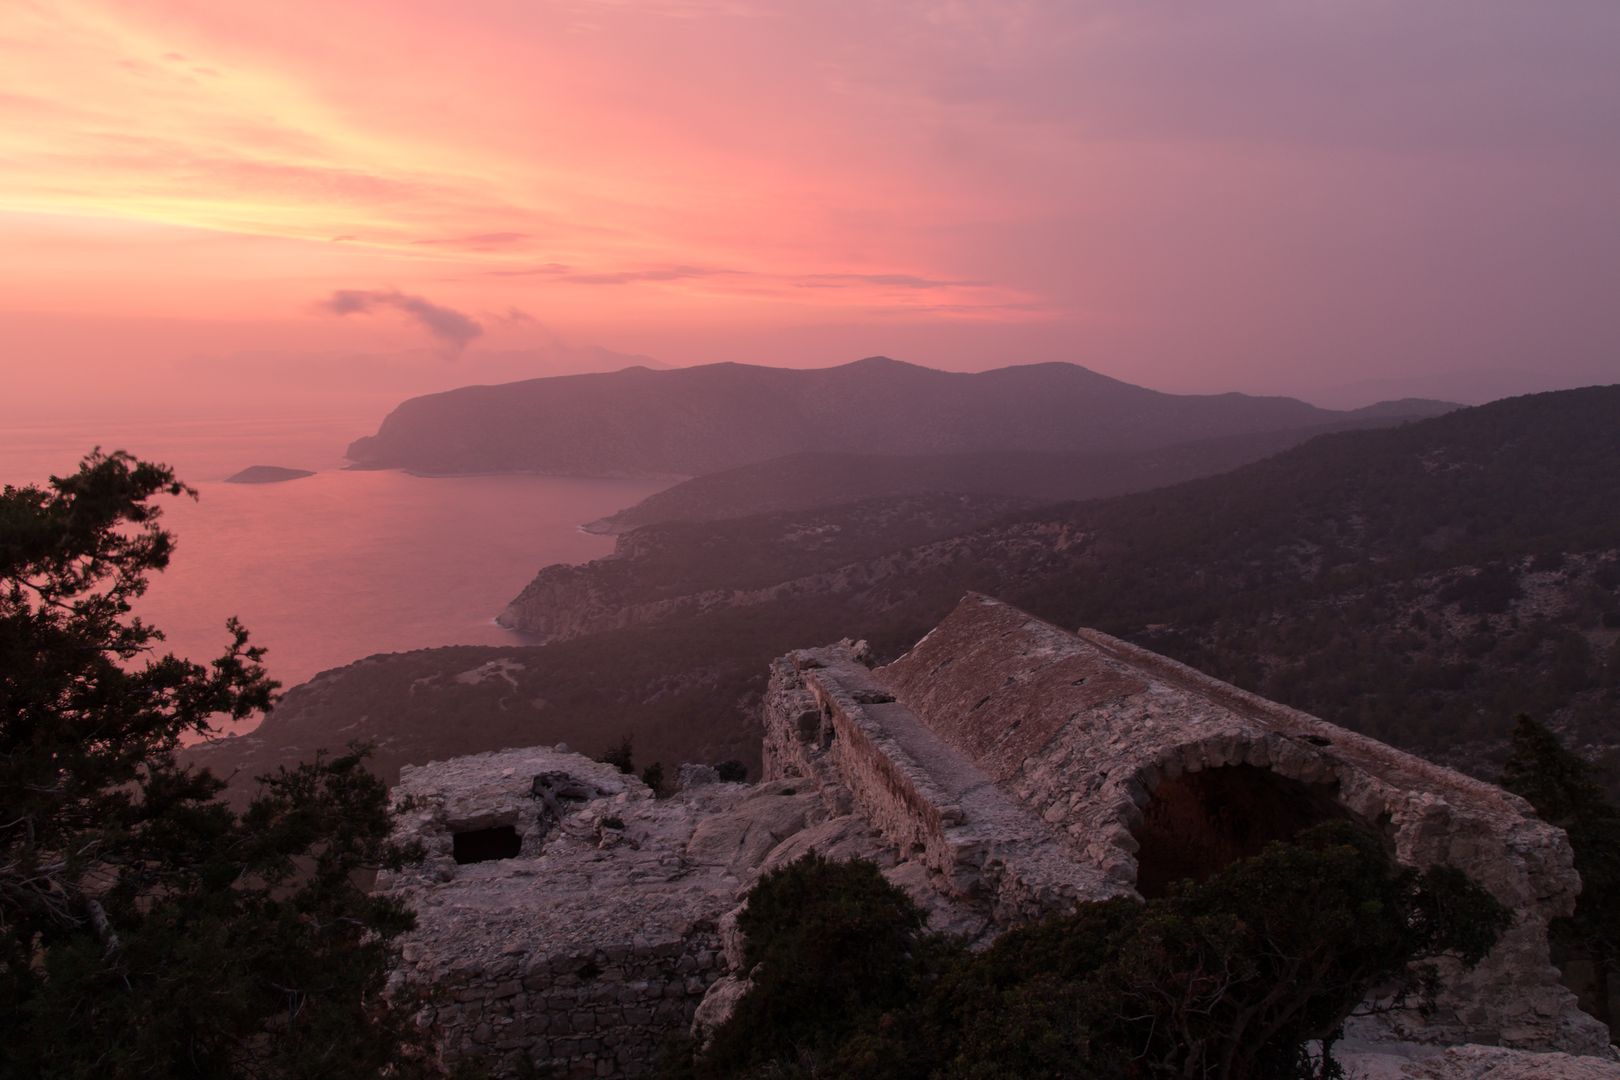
[320,289,483,354]
[412,231,531,250]
[561,264,734,286]
[560,0,767,23]
[796,272,985,290]
[489,263,736,285]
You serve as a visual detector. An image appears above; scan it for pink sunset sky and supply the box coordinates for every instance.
[3,0,1618,417]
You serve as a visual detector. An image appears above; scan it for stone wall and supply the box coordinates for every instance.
[763,647,960,884]
[380,745,904,1078]
[378,747,746,1078]
[419,932,722,1077]
[763,641,1124,930]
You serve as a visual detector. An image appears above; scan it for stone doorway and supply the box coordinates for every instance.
[1131,764,1352,898]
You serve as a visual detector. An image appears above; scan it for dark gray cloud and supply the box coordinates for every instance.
[321,289,483,353]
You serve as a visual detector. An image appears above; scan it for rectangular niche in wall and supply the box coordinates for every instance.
[452,825,522,864]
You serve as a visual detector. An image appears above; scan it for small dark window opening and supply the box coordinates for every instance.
[453,825,522,864]
[797,710,821,742]
[1131,765,1352,899]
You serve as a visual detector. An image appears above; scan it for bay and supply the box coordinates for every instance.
[1,415,668,731]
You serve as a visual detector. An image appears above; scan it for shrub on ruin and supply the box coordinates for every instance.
[698,853,930,1076]
[715,759,749,783]
[598,734,635,774]
[693,823,1509,1080]
[1501,715,1620,1033]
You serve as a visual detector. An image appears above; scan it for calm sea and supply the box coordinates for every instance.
[1,414,669,729]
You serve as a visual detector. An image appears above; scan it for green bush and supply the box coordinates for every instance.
[698,854,928,1076]
[691,823,1510,1080]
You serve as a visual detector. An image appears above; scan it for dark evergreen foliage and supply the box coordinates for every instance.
[698,854,929,1075]
[0,451,439,1079]
[1500,716,1620,1032]
[598,734,636,774]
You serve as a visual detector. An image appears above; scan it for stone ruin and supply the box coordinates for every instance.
[379,593,1618,1078]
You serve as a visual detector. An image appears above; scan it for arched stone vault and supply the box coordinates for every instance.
[764,592,1611,1053]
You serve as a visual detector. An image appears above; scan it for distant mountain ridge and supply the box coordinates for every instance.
[345,356,1449,477]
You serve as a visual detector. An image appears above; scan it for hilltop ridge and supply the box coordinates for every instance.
[345,356,1449,477]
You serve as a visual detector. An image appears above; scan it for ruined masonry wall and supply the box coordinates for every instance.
[762,649,958,883]
[766,598,1611,1055]
[379,746,744,1080]
[421,934,722,1078]
[761,646,1117,924]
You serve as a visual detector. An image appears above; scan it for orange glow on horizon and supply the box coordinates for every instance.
[0,1,1040,334]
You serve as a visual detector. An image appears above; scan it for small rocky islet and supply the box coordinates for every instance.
[224,465,315,484]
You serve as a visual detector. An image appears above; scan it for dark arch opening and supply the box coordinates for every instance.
[453,825,522,864]
[1131,764,1352,899]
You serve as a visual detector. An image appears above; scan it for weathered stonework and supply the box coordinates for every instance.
[379,748,730,1077]
[1338,1041,1620,1079]
[378,746,910,1077]
[762,594,1610,1054]
[382,594,1615,1077]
